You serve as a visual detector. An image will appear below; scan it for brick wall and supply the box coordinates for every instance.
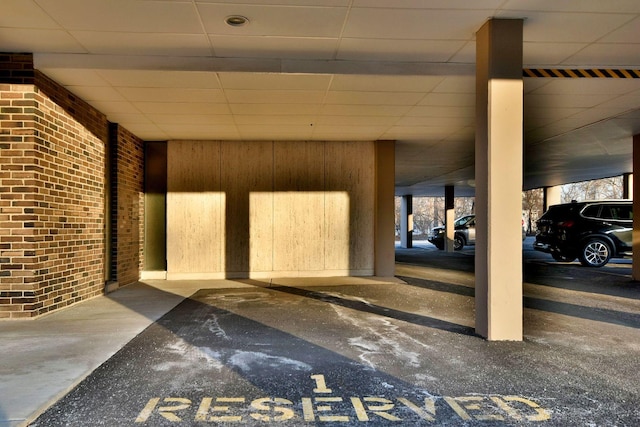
[1,84,105,318]
[1,53,146,317]
[110,124,144,287]
[0,53,34,84]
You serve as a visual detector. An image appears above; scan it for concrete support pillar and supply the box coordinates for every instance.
[444,185,455,252]
[475,19,524,341]
[543,186,562,211]
[400,195,413,248]
[633,136,640,281]
[623,173,632,200]
[375,140,396,277]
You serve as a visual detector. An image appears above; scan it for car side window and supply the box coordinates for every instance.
[599,205,632,220]
[582,205,600,219]
[615,205,633,220]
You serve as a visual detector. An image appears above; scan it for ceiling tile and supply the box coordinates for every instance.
[497,10,635,43]
[36,68,109,87]
[406,105,475,118]
[432,76,475,93]
[219,73,332,90]
[71,32,212,56]
[225,89,326,104]
[395,116,473,127]
[418,93,475,107]
[330,75,445,92]
[565,43,640,66]
[502,0,640,13]
[118,87,226,103]
[36,0,203,33]
[337,39,467,62]
[0,29,87,53]
[353,0,504,8]
[324,91,425,105]
[66,86,126,102]
[86,101,140,115]
[198,4,348,37]
[98,70,221,89]
[230,104,321,115]
[601,16,640,43]
[197,0,350,6]
[147,114,235,126]
[320,105,412,116]
[316,115,399,126]
[343,8,493,40]
[234,115,316,125]
[135,102,231,115]
[210,36,338,59]
[0,0,61,28]
[523,42,588,65]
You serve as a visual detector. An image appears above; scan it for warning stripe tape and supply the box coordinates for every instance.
[523,68,640,78]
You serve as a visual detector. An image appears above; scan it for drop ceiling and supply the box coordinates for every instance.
[2,0,640,196]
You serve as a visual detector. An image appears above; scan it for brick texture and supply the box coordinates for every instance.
[1,53,146,318]
[0,53,35,84]
[110,124,144,287]
[1,84,105,318]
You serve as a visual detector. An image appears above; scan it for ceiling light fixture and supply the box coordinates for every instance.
[225,15,249,27]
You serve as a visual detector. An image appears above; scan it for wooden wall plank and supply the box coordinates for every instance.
[273,141,325,272]
[221,141,274,274]
[325,141,375,272]
[165,140,376,278]
[167,141,222,274]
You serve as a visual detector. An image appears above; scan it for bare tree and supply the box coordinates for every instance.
[561,176,623,203]
[522,188,543,233]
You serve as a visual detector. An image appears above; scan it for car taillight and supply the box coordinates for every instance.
[558,220,575,228]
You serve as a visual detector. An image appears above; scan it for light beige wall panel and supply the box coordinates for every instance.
[273,141,325,272]
[167,140,223,275]
[221,141,274,275]
[324,141,375,273]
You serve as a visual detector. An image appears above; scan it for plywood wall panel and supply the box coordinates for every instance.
[164,140,376,278]
[325,141,375,272]
[273,141,325,272]
[167,141,223,275]
[221,141,274,274]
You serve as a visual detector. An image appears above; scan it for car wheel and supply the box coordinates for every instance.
[434,243,444,250]
[551,252,575,262]
[579,238,611,267]
[454,235,464,251]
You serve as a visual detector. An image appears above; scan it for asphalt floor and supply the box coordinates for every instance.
[1,237,639,426]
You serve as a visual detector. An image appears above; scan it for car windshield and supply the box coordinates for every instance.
[455,215,474,227]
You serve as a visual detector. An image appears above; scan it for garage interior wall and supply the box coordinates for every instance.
[164,140,376,279]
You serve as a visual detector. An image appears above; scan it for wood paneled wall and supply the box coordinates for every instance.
[166,140,375,279]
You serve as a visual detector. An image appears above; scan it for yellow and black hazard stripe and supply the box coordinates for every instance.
[523,68,640,78]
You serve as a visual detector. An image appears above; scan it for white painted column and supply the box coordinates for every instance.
[400,195,413,249]
[633,136,640,281]
[475,19,524,341]
[444,185,455,252]
[623,173,632,200]
[544,186,562,211]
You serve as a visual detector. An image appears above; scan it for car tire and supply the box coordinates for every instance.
[551,252,575,262]
[454,235,464,251]
[579,238,611,267]
[434,243,444,250]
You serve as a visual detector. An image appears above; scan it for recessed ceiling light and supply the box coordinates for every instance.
[225,15,249,27]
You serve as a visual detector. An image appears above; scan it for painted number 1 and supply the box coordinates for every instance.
[310,374,332,394]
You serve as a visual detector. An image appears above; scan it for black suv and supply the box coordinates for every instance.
[534,200,632,267]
